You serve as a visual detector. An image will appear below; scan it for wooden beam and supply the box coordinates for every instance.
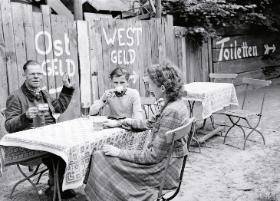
[74,0,83,20]
[46,0,74,20]
[155,0,161,18]
[77,21,91,107]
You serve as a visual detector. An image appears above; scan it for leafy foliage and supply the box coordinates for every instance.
[162,0,280,41]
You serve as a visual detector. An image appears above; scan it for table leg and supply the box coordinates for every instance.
[52,158,62,201]
[197,126,224,144]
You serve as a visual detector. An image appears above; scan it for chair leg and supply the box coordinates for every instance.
[243,118,265,150]
[223,116,241,144]
[10,164,41,200]
[210,115,215,129]
[36,168,48,184]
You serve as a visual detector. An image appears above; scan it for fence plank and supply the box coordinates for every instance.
[151,19,159,64]
[165,15,175,63]
[50,15,70,96]
[59,20,81,120]
[11,3,26,86]
[22,4,36,60]
[1,0,19,93]
[33,12,48,88]
[77,20,91,107]
[87,19,104,100]
[140,20,152,96]
[0,3,8,108]
[201,41,209,81]
[84,12,112,21]
[213,56,280,74]
[41,5,56,97]
[100,20,113,92]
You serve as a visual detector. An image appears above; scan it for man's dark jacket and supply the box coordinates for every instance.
[5,83,74,133]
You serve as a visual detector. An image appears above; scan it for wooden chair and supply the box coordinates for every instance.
[157,117,195,201]
[222,78,272,150]
[0,108,49,200]
[141,96,157,119]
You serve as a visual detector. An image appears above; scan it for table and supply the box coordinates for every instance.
[183,82,238,119]
[0,116,151,191]
[183,82,239,142]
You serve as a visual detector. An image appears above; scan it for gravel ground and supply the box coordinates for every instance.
[0,84,279,201]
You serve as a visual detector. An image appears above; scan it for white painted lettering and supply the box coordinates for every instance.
[65,33,70,55]
[103,28,117,45]
[117,28,125,46]
[35,31,52,55]
[54,40,63,57]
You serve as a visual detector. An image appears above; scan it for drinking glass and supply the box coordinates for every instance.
[81,102,90,118]
[29,106,39,128]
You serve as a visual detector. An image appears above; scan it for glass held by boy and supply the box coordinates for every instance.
[89,66,144,120]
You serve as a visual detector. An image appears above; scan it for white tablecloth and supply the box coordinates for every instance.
[0,116,151,190]
[183,82,239,119]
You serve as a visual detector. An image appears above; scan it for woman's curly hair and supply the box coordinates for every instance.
[147,61,183,102]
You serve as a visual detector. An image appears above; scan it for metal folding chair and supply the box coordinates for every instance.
[203,73,238,129]
[157,117,195,201]
[222,78,272,150]
[0,108,49,200]
[141,96,157,119]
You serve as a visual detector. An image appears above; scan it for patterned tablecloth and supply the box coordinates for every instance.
[183,82,239,119]
[0,116,151,190]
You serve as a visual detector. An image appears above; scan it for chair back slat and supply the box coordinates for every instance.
[241,78,272,113]
[165,117,195,144]
[140,97,156,105]
[209,73,238,83]
[209,73,238,79]
[141,97,157,119]
[242,77,272,87]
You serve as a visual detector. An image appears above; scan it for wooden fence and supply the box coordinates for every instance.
[212,33,280,84]
[81,14,210,105]
[0,1,211,115]
[0,1,80,120]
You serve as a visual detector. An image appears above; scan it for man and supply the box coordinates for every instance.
[5,60,76,199]
[90,67,144,120]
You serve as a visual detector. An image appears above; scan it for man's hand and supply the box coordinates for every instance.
[102,119,121,128]
[62,73,75,88]
[26,107,38,119]
[103,144,120,157]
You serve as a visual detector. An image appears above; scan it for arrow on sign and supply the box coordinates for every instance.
[264,44,276,55]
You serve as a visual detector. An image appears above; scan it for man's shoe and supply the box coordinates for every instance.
[61,189,76,199]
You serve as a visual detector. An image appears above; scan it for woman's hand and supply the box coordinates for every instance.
[103,144,120,157]
[102,119,121,128]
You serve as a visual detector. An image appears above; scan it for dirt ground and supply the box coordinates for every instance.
[0,83,279,201]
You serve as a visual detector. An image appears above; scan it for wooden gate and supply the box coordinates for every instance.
[81,14,211,105]
[0,1,80,120]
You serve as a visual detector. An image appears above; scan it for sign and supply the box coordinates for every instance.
[215,36,278,62]
[35,31,76,77]
[102,26,142,65]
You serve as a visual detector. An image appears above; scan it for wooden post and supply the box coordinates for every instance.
[155,0,161,18]
[74,0,83,20]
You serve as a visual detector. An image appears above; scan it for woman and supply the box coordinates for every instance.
[84,62,190,201]
[90,67,143,120]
